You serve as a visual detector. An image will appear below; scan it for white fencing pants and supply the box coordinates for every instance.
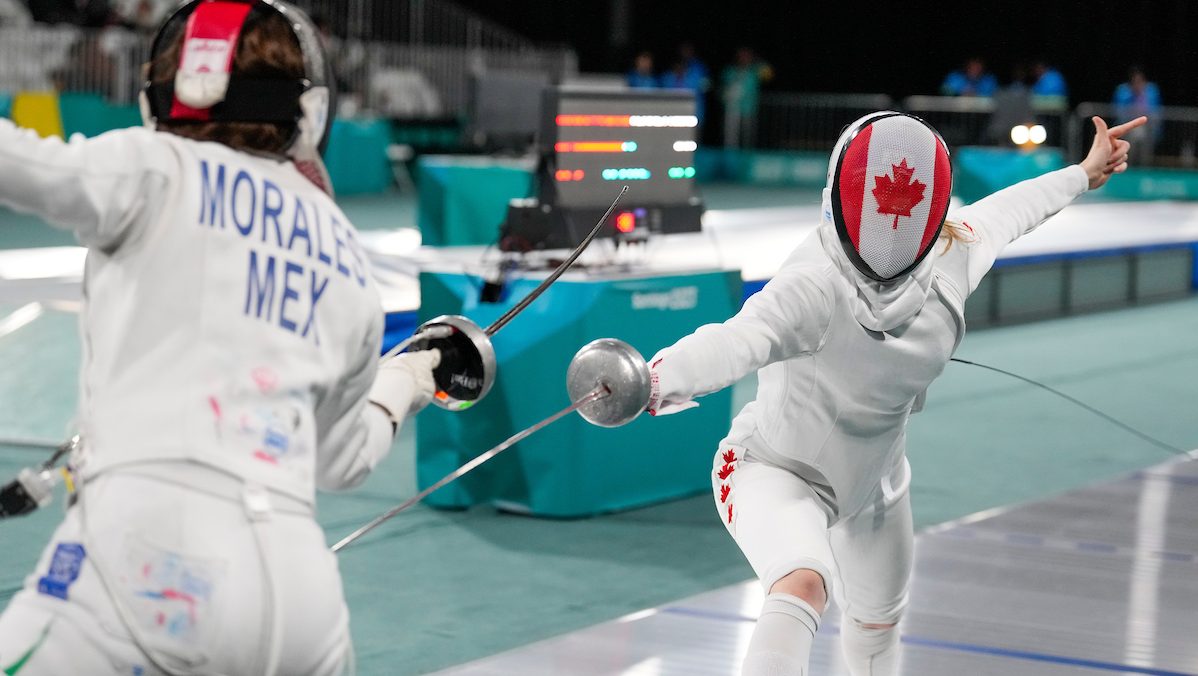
[0,468,352,676]
[713,444,914,674]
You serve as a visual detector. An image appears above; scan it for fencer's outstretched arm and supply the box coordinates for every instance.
[647,265,833,415]
[314,348,440,491]
[942,116,1146,298]
[0,121,172,248]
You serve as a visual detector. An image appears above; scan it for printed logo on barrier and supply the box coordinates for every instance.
[37,542,86,600]
[631,286,699,311]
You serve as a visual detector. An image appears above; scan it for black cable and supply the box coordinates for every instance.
[949,357,1187,456]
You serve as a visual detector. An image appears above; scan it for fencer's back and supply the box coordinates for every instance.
[76,130,383,502]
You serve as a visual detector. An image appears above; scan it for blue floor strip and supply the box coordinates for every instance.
[661,606,1197,676]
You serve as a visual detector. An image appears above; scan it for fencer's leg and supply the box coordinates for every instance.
[742,591,821,676]
[828,457,914,676]
[711,446,836,676]
[839,620,901,676]
[0,591,153,675]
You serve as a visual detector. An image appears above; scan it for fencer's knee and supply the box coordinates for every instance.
[859,622,896,630]
[769,568,827,613]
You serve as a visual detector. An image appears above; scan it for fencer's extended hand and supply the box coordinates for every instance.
[369,348,442,425]
[1081,115,1147,190]
[646,354,699,417]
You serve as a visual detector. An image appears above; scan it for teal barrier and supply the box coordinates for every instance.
[416,269,740,517]
[323,118,393,196]
[58,93,140,138]
[953,147,1067,204]
[0,92,11,119]
[695,147,826,186]
[1098,167,1198,201]
[416,155,534,246]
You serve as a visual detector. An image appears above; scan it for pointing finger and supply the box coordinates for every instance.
[1108,116,1148,138]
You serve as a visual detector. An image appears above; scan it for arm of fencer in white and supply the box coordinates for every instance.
[649,265,833,414]
[314,338,396,492]
[944,164,1089,296]
[0,121,173,249]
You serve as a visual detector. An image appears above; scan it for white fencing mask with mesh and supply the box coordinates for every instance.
[826,112,952,282]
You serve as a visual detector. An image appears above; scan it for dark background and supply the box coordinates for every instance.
[455,0,1198,105]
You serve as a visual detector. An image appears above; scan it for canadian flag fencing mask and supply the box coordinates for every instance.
[828,112,952,282]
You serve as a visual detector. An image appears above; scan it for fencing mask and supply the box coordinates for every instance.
[141,0,336,193]
[824,112,951,283]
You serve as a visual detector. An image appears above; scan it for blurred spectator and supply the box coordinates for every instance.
[1030,60,1068,98]
[662,42,709,124]
[109,0,174,32]
[661,44,710,125]
[0,0,32,26]
[722,46,772,148]
[627,51,658,89]
[986,64,1034,145]
[313,13,367,115]
[941,57,998,97]
[1113,66,1162,164]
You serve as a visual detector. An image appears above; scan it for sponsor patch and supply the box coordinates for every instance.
[37,543,86,600]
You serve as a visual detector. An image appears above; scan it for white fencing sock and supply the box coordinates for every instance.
[741,593,821,676]
[839,620,902,676]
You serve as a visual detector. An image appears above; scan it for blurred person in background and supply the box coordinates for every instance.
[940,57,998,97]
[986,63,1035,145]
[722,46,772,148]
[660,42,710,126]
[0,0,32,26]
[661,43,704,127]
[1030,59,1068,99]
[627,51,658,89]
[1114,66,1162,164]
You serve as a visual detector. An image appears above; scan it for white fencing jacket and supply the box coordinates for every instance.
[0,122,392,504]
[651,165,1090,519]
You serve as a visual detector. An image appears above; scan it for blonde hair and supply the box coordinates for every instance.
[938,219,976,253]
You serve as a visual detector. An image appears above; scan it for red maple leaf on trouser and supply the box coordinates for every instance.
[872,159,926,230]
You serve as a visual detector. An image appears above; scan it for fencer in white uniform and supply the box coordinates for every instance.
[0,1,437,674]
[646,112,1144,676]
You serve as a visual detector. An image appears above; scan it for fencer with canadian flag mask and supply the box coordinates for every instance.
[823,110,954,333]
[639,109,1144,676]
[0,1,440,674]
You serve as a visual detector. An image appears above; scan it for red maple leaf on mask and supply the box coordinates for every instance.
[872,159,926,230]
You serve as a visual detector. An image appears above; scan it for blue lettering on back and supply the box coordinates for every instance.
[261,179,285,246]
[287,196,313,257]
[301,270,329,346]
[331,216,351,279]
[231,170,257,237]
[245,250,276,320]
[198,161,226,229]
[312,205,333,265]
[279,261,303,333]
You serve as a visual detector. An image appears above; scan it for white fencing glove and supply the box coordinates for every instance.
[369,348,441,426]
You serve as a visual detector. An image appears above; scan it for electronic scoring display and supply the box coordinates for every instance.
[540,87,701,210]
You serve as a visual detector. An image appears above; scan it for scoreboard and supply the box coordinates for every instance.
[502,87,705,251]
[540,88,702,211]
